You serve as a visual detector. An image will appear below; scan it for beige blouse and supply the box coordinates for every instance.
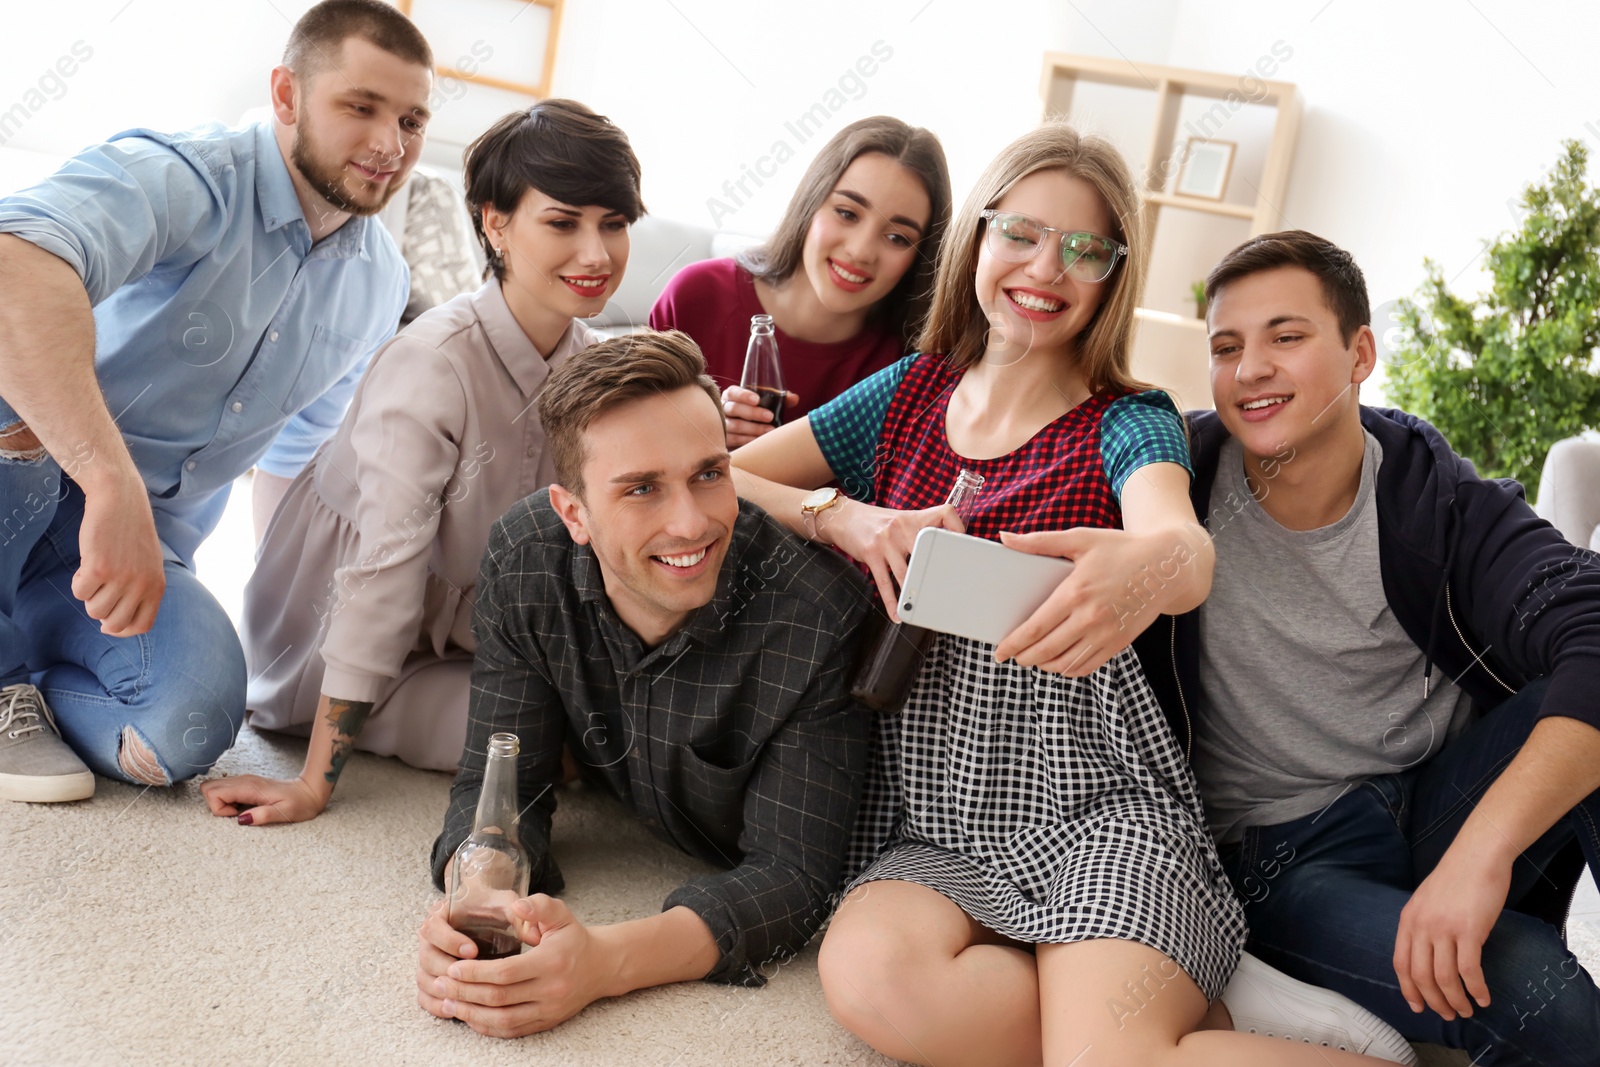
[258,278,604,703]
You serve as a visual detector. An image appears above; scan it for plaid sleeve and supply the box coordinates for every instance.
[808,355,914,503]
[1100,390,1193,500]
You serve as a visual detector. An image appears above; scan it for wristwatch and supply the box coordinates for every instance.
[800,486,844,540]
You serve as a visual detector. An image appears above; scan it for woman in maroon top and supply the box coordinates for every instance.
[650,116,950,446]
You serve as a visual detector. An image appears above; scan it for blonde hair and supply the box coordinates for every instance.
[916,122,1148,395]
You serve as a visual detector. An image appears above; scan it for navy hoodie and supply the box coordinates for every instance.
[1130,406,1600,758]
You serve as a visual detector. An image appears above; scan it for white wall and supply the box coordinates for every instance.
[1160,0,1600,398]
[547,0,1178,232]
[4,0,1595,402]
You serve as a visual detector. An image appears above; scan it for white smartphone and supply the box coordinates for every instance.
[896,527,1076,645]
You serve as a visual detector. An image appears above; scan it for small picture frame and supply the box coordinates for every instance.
[1175,138,1237,201]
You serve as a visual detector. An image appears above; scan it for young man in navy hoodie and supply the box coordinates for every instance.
[1002,230,1600,1065]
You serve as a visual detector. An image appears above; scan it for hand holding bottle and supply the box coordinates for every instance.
[721,384,799,447]
[728,313,791,448]
[447,732,532,960]
[850,470,985,712]
[417,893,616,1038]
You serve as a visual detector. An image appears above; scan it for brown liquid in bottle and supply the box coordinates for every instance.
[447,732,532,960]
[754,387,786,427]
[741,314,785,433]
[851,617,937,713]
[459,923,521,960]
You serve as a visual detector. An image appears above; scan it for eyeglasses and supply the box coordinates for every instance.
[979,209,1128,284]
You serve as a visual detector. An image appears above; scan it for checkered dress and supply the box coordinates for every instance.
[818,354,1246,1000]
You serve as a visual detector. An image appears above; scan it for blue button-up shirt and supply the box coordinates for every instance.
[0,121,407,564]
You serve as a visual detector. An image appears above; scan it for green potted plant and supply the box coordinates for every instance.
[1385,139,1600,499]
[1190,279,1207,319]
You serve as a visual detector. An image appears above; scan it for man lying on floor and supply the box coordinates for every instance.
[416,331,876,1034]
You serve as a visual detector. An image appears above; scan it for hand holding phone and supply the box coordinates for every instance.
[896,528,1075,646]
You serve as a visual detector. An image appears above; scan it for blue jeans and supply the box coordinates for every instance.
[0,450,243,785]
[1220,679,1600,1066]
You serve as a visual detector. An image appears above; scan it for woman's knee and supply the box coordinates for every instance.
[818,894,933,1041]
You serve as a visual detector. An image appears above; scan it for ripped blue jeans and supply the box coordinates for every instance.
[0,445,243,785]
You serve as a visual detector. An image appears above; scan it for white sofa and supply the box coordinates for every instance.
[589,214,760,333]
[1536,434,1600,551]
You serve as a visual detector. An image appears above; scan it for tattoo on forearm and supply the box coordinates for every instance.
[323,698,374,787]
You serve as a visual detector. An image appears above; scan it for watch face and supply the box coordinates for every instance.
[803,487,838,510]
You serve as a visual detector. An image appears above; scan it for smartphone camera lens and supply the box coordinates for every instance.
[901,600,913,612]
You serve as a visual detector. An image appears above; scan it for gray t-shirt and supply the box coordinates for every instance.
[1193,432,1475,843]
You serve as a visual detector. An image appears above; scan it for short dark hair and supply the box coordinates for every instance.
[738,116,951,348]
[1205,230,1371,345]
[282,0,433,81]
[464,99,645,281]
[538,331,723,500]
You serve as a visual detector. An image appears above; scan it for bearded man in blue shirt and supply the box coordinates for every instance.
[0,0,433,801]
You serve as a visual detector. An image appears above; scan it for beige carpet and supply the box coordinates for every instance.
[3,722,898,1067]
[8,718,1599,1065]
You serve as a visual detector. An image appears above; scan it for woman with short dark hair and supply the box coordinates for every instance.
[201,99,641,824]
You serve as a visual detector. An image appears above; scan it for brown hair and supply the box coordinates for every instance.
[1205,230,1371,344]
[917,122,1148,396]
[737,116,951,348]
[283,0,432,80]
[464,99,645,281]
[539,330,723,499]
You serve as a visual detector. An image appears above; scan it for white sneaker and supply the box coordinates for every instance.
[1221,951,1418,1065]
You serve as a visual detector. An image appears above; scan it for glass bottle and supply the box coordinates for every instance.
[447,732,531,960]
[740,314,786,428]
[851,470,986,713]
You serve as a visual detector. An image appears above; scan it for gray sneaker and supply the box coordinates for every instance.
[0,683,94,802]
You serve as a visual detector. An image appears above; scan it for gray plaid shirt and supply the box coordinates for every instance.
[430,491,873,985]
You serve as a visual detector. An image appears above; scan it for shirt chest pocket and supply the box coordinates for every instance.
[675,742,762,829]
[277,325,371,414]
